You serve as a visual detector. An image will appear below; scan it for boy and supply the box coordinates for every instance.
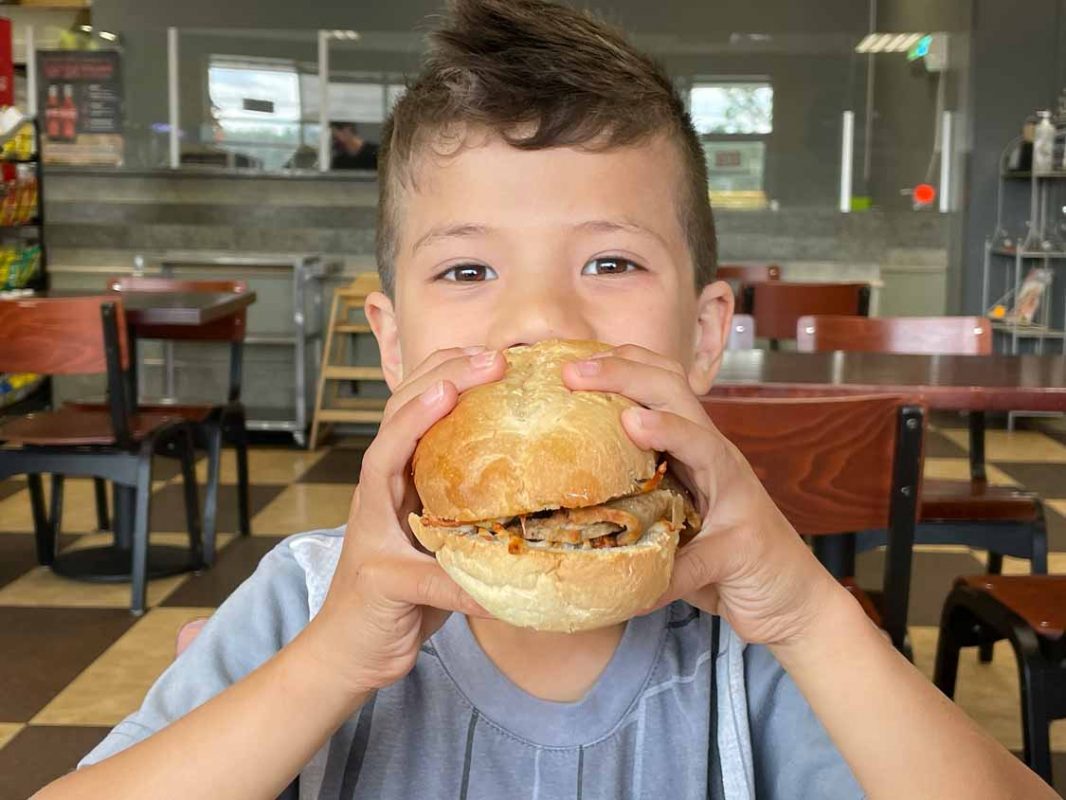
[37,1,1053,798]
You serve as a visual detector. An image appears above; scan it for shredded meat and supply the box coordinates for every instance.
[419,471,702,552]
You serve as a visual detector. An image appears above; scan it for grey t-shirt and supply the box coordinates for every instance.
[79,528,862,799]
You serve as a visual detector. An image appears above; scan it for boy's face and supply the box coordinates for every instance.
[368,132,732,394]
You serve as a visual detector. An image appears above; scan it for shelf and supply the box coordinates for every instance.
[990,321,1066,339]
[1,157,38,165]
[0,375,47,410]
[322,366,385,381]
[1002,170,1066,180]
[333,323,372,334]
[315,408,385,424]
[990,247,1066,259]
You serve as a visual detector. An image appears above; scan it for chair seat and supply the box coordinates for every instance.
[958,575,1066,640]
[0,407,179,446]
[840,577,882,628]
[920,478,1040,523]
[67,399,216,423]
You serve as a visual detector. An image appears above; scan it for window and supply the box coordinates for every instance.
[690,80,773,208]
[690,82,773,135]
[208,58,302,170]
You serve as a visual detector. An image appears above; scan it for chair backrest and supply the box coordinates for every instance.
[0,296,129,375]
[796,315,992,356]
[701,393,923,650]
[727,314,756,350]
[717,264,781,284]
[107,276,248,342]
[718,265,780,313]
[743,282,870,341]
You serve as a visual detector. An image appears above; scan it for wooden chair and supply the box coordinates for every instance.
[743,281,870,346]
[310,273,388,448]
[717,264,780,313]
[934,575,1066,784]
[726,314,755,350]
[0,296,201,615]
[796,314,1048,662]
[102,276,252,561]
[702,394,924,655]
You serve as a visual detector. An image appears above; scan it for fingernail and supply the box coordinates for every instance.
[574,359,601,376]
[462,345,487,355]
[470,350,499,369]
[421,380,446,406]
[624,406,654,429]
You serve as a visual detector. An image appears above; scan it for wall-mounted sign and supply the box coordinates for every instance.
[36,50,123,166]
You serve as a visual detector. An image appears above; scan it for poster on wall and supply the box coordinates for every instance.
[36,50,123,166]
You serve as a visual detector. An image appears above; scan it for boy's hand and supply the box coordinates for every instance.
[562,344,842,648]
[299,347,505,699]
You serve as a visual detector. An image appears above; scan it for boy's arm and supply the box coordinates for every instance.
[37,623,371,800]
[564,346,1056,800]
[770,583,1055,800]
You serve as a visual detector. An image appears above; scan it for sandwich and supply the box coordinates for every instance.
[409,338,700,632]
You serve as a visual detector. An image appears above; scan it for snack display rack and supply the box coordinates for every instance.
[0,114,50,412]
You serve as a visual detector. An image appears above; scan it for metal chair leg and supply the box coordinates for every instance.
[28,473,55,565]
[979,552,1005,663]
[49,474,65,540]
[1031,507,1049,576]
[228,411,252,537]
[93,476,110,531]
[201,422,223,568]
[129,455,153,617]
[933,600,970,700]
[177,426,203,568]
[1020,661,1053,784]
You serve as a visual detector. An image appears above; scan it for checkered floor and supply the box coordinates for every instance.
[2,419,1065,798]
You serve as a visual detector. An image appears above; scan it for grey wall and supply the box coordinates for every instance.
[959,0,1066,315]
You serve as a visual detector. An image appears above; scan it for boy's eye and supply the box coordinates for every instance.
[581,257,644,276]
[439,264,498,282]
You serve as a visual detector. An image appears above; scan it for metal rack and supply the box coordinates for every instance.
[981,167,1066,358]
[132,251,335,446]
[0,116,50,413]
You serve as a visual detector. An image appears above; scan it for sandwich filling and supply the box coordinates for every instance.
[420,464,701,553]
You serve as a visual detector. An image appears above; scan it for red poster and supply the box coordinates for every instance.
[0,19,12,107]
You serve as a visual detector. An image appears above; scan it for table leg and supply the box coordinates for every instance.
[812,533,856,579]
[968,411,987,483]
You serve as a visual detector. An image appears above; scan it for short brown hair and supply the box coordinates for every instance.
[376,0,717,296]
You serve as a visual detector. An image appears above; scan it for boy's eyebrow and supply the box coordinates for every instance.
[411,223,489,254]
[411,218,667,253]
[572,218,668,248]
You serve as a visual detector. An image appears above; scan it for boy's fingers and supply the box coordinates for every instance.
[401,345,490,386]
[587,343,688,377]
[378,557,492,618]
[562,356,707,425]
[360,380,459,494]
[660,532,738,604]
[383,350,506,423]
[617,406,726,476]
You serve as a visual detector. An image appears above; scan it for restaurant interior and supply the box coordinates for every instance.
[2,0,1066,796]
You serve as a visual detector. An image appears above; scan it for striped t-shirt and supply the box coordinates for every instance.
[79,528,862,799]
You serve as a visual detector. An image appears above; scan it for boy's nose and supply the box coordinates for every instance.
[489,282,596,350]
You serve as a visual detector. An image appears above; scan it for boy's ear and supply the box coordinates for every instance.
[687,279,734,396]
[365,291,405,391]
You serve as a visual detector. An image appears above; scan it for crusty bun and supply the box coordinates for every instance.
[410,513,678,632]
[413,339,657,522]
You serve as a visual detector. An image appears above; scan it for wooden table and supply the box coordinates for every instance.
[117,289,256,327]
[713,350,1066,412]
